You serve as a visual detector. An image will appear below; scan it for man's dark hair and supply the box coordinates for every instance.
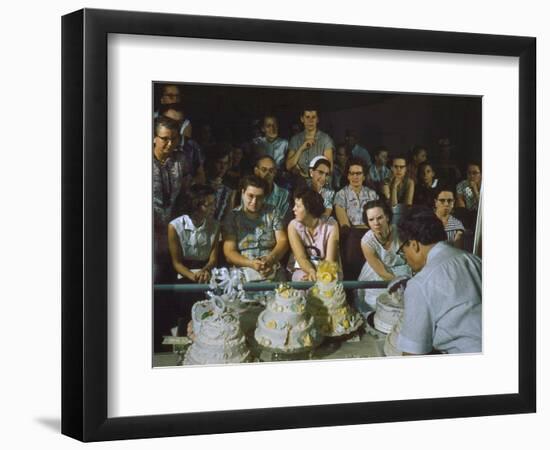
[373,146,389,157]
[203,143,233,178]
[433,184,455,202]
[240,174,268,193]
[391,154,408,164]
[158,102,185,117]
[154,116,179,136]
[363,199,393,225]
[255,154,276,168]
[294,187,325,218]
[397,207,447,245]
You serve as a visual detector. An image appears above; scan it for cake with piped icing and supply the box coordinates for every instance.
[254,285,322,352]
[307,261,363,337]
[184,296,251,365]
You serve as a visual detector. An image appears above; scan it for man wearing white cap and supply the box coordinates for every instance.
[286,109,334,181]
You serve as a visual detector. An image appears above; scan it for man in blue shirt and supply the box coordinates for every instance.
[395,208,482,355]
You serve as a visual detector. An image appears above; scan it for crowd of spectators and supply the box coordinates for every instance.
[152,83,483,355]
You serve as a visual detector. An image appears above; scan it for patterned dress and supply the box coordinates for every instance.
[356,225,412,315]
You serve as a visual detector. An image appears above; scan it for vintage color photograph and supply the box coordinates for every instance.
[152,82,482,366]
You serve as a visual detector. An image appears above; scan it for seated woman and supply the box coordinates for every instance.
[168,184,220,283]
[455,161,481,230]
[334,157,379,279]
[287,188,341,281]
[306,156,335,216]
[383,155,415,207]
[412,161,439,207]
[356,200,412,316]
[222,175,289,281]
[433,186,465,249]
[166,184,220,338]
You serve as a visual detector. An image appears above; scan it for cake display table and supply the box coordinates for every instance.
[156,305,386,367]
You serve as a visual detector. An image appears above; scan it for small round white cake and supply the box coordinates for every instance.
[307,281,363,337]
[373,292,404,334]
[184,297,251,365]
[254,285,322,352]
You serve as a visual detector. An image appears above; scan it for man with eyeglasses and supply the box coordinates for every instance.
[254,155,291,225]
[153,116,190,282]
[394,208,481,355]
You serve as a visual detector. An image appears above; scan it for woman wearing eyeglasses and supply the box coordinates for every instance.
[433,186,465,249]
[334,157,379,279]
[306,156,335,217]
[456,161,481,212]
[356,200,412,316]
[287,188,341,281]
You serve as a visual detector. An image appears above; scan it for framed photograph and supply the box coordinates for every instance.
[62,8,536,442]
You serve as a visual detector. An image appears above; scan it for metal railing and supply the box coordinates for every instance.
[154,280,388,293]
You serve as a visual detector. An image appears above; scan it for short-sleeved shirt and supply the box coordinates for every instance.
[252,136,289,169]
[334,185,379,226]
[456,180,479,211]
[306,179,335,211]
[351,144,372,167]
[368,165,391,184]
[153,152,190,229]
[443,215,465,243]
[264,182,291,222]
[222,204,283,261]
[288,130,334,177]
[396,242,482,354]
[169,214,219,261]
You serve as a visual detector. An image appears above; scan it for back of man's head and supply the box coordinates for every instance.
[397,207,447,245]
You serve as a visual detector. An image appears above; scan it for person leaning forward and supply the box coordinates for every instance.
[395,207,482,355]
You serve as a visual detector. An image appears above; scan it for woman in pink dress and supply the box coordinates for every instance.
[287,188,341,281]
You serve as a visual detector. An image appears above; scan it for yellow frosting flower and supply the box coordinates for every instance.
[266,320,277,329]
[343,319,350,329]
[319,272,334,283]
[303,334,312,347]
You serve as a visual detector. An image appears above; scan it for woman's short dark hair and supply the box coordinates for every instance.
[362,199,393,225]
[391,154,408,164]
[187,184,216,213]
[397,206,447,245]
[240,174,268,193]
[417,160,434,175]
[294,187,325,218]
[344,157,368,185]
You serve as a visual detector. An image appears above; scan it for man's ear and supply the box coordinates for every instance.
[410,240,421,253]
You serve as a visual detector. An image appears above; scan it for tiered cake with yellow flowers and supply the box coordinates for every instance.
[307,261,363,337]
[254,285,323,352]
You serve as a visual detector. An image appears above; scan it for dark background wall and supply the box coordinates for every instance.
[155,82,481,171]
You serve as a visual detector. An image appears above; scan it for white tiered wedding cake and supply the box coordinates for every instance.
[184,296,251,365]
[254,285,322,352]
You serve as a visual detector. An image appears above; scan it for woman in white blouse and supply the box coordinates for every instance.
[168,184,220,283]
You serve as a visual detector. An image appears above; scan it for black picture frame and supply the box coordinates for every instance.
[62,8,536,442]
